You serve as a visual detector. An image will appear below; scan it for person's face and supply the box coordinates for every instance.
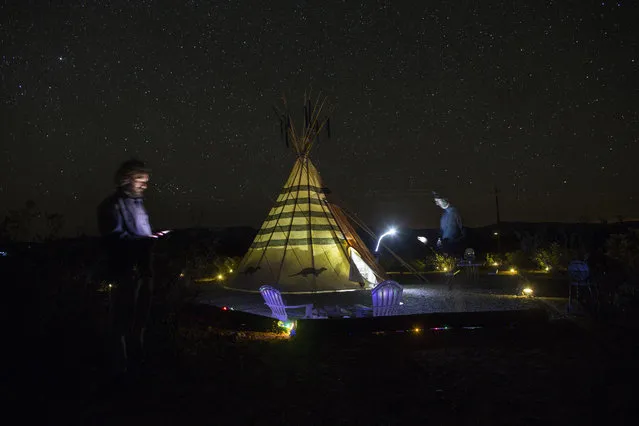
[128,173,149,197]
[434,198,447,209]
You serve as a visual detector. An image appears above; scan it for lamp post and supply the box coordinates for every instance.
[375,228,397,253]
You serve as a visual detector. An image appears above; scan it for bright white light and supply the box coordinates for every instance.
[417,236,428,244]
[375,227,397,252]
[350,247,378,284]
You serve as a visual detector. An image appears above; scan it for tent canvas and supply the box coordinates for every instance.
[228,94,385,293]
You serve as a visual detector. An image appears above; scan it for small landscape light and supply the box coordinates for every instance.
[277,320,296,336]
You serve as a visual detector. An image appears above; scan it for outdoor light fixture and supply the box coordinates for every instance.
[417,236,428,244]
[277,320,297,336]
[375,227,397,252]
[522,287,534,297]
[510,267,517,273]
[492,262,499,267]
[545,266,551,272]
[217,274,224,280]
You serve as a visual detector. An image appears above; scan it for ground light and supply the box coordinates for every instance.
[375,227,397,252]
[509,267,517,273]
[217,274,224,280]
[522,287,534,297]
[277,320,296,336]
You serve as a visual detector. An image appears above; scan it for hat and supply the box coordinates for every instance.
[114,158,151,186]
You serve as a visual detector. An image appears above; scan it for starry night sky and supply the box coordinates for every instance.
[1,0,638,237]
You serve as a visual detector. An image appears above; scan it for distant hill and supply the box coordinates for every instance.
[3,221,637,266]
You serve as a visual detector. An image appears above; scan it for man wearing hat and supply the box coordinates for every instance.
[433,191,465,258]
[97,159,168,375]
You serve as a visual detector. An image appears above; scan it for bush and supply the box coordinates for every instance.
[428,251,457,272]
[605,229,639,286]
[504,250,534,270]
[533,242,566,271]
[485,252,504,266]
[411,259,428,272]
[213,256,241,277]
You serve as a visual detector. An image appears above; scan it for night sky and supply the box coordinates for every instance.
[2,1,638,238]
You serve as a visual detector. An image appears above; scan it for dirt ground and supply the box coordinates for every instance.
[14,308,636,426]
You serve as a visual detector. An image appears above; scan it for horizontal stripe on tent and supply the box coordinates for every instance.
[256,224,343,236]
[265,210,334,221]
[251,237,345,249]
[261,216,338,226]
[279,185,325,195]
[273,197,325,208]
[267,206,332,218]
[276,192,326,203]
[260,221,339,232]
[253,231,346,243]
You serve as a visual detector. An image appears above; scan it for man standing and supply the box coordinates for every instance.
[97,159,168,375]
[433,191,464,258]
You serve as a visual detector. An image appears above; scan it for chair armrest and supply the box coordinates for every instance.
[285,304,314,318]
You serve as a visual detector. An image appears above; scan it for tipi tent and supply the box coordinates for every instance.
[228,95,385,293]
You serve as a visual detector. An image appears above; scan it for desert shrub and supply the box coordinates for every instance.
[533,242,566,271]
[504,250,534,270]
[485,252,504,266]
[428,251,457,272]
[605,229,639,284]
[213,256,241,276]
[411,259,428,272]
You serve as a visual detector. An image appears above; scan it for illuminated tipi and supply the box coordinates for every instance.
[228,94,385,293]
